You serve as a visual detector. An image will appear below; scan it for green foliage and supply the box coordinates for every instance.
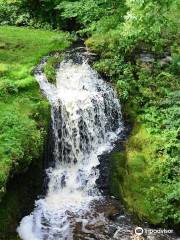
[44,53,64,84]
[85,0,180,225]
[61,0,127,35]
[0,26,71,201]
[109,60,180,224]
[0,0,56,28]
[58,0,104,25]
[0,0,127,31]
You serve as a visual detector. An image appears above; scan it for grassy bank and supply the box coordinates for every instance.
[84,1,180,225]
[106,49,180,225]
[106,44,180,225]
[98,54,180,225]
[0,26,71,201]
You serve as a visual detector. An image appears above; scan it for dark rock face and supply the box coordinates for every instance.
[42,122,55,195]
[43,123,55,170]
[96,119,132,196]
[139,53,155,63]
[159,56,172,66]
[0,158,43,239]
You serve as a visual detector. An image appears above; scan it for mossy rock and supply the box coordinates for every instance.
[44,54,64,84]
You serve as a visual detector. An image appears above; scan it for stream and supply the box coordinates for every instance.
[17,48,179,240]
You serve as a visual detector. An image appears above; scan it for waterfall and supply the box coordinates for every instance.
[17,51,123,240]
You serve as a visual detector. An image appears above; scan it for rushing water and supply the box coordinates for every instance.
[17,51,124,240]
[17,50,179,240]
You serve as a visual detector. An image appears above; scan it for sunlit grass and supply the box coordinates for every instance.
[0,26,71,200]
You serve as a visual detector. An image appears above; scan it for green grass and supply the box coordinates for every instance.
[0,26,71,200]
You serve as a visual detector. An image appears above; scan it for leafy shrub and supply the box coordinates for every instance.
[85,0,179,225]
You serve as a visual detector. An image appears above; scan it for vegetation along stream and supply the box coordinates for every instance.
[0,0,179,239]
[16,49,178,240]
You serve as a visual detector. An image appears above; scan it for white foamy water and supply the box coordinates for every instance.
[17,54,123,240]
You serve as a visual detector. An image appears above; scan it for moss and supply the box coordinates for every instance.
[110,122,167,224]
[44,54,64,84]
[110,151,127,198]
[0,158,43,239]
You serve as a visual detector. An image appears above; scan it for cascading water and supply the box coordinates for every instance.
[17,51,124,240]
[17,49,179,240]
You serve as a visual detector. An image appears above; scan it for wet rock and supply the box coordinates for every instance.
[131,235,145,240]
[139,53,155,63]
[159,56,172,66]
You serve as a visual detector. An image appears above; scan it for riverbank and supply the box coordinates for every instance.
[0,158,43,240]
[85,36,180,227]
[0,26,71,238]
